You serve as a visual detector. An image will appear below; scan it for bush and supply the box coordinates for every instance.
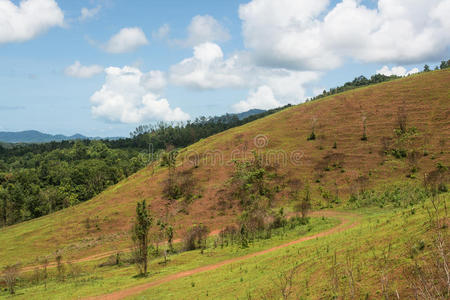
[183,224,209,251]
[307,132,316,141]
[347,183,429,208]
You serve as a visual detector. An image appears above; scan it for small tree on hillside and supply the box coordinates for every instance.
[161,150,178,201]
[295,184,311,219]
[41,257,49,289]
[183,224,209,251]
[407,150,422,173]
[307,117,317,141]
[2,264,20,294]
[423,64,430,72]
[132,200,153,276]
[397,100,407,134]
[361,113,368,141]
[55,250,65,281]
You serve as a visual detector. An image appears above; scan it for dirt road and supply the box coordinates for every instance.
[85,211,358,300]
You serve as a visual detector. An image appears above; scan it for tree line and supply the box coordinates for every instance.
[310,59,450,101]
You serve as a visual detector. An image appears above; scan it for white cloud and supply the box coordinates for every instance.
[91,66,189,123]
[79,5,101,22]
[0,0,64,44]
[170,42,245,89]
[141,70,167,92]
[376,65,420,77]
[152,24,170,39]
[179,15,230,47]
[233,86,281,112]
[65,61,103,78]
[170,43,320,111]
[103,27,148,54]
[239,0,450,70]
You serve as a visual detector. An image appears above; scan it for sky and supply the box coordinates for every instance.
[0,0,449,137]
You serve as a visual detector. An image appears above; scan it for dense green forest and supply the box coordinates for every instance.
[0,107,290,227]
[0,141,148,226]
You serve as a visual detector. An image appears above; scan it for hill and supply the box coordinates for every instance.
[0,69,448,299]
[0,130,92,143]
[235,109,266,120]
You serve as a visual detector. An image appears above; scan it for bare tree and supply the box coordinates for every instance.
[397,100,407,133]
[407,149,422,173]
[42,257,49,289]
[183,224,209,251]
[55,250,65,281]
[2,264,20,294]
[294,184,311,219]
[404,194,449,299]
[277,264,301,300]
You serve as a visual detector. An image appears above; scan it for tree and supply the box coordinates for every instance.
[295,184,311,219]
[183,224,209,251]
[166,224,174,252]
[397,100,407,134]
[132,200,153,276]
[55,250,65,281]
[307,117,317,140]
[361,113,368,141]
[41,257,49,289]
[2,264,20,294]
[423,64,430,72]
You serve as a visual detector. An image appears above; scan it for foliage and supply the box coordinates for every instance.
[183,224,209,251]
[132,200,153,276]
[0,140,147,226]
[310,74,401,101]
[348,182,431,208]
[2,264,20,294]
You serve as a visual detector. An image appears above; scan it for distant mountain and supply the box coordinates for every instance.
[235,109,266,120]
[0,130,93,143]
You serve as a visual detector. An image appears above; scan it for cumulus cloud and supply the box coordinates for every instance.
[152,24,170,39]
[170,43,320,111]
[65,61,103,78]
[178,15,230,47]
[91,66,189,123]
[79,5,101,22]
[376,66,420,77]
[232,86,281,112]
[103,27,148,53]
[170,42,245,89]
[0,0,64,44]
[239,0,450,70]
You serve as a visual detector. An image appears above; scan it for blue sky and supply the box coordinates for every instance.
[0,0,448,137]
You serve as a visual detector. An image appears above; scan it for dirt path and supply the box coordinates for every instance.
[84,211,359,300]
[22,229,222,272]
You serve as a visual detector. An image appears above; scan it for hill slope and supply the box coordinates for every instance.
[0,69,449,266]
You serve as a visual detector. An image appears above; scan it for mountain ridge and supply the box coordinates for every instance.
[0,130,119,143]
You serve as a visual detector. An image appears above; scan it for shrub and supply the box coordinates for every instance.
[307,132,316,141]
[2,264,20,294]
[219,225,239,247]
[183,224,209,251]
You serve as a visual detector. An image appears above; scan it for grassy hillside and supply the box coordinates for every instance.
[0,69,448,269]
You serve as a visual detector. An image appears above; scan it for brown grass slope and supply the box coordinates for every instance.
[0,69,449,267]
